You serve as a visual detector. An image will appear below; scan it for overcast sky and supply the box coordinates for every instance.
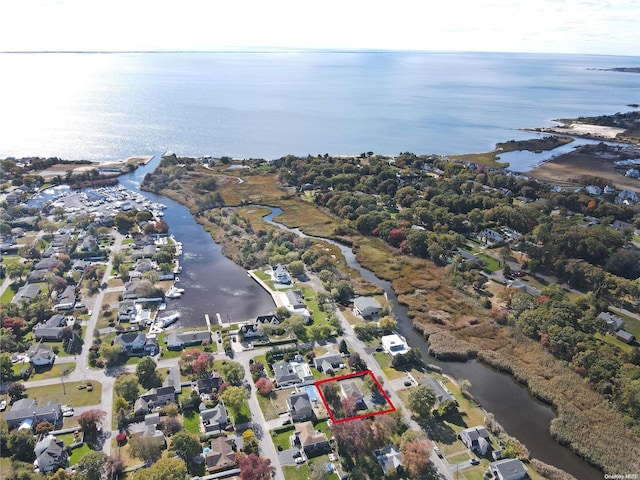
[1,0,638,56]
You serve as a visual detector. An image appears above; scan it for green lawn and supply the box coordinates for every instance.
[448,452,472,464]
[231,401,252,424]
[30,362,76,381]
[0,284,17,305]
[271,427,295,450]
[183,410,201,434]
[462,466,486,480]
[283,465,312,480]
[256,392,279,420]
[68,442,92,466]
[477,253,501,273]
[27,381,102,407]
[610,309,640,340]
[372,352,405,379]
[595,333,634,353]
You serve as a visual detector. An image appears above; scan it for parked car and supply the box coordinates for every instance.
[63,409,74,417]
[293,451,302,458]
[0,400,6,411]
[470,457,480,465]
[434,446,443,458]
[403,380,412,387]
[295,456,305,464]
[282,419,292,425]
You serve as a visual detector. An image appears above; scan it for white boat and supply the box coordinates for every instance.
[157,313,180,327]
[165,286,182,299]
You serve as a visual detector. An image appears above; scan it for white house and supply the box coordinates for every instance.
[381,334,409,357]
[272,263,292,284]
[460,426,490,455]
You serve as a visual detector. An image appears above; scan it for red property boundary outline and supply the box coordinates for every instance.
[314,369,396,424]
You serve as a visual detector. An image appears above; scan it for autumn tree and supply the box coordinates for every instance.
[163,417,183,437]
[104,455,126,479]
[78,409,106,433]
[221,385,248,413]
[238,454,275,480]
[401,438,434,477]
[192,352,213,377]
[242,429,259,455]
[255,378,274,396]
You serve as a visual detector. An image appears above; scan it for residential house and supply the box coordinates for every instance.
[480,228,505,244]
[34,435,68,473]
[118,300,137,322]
[611,219,633,231]
[375,445,403,476]
[287,392,314,422]
[457,250,481,264]
[460,426,491,455]
[489,458,529,480]
[134,386,177,415]
[54,286,76,310]
[272,263,292,284]
[34,314,67,341]
[34,257,60,271]
[4,398,62,429]
[616,330,636,344]
[381,334,410,357]
[163,366,182,394]
[293,421,330,455]
[27,342,55,366]
[204,436,237,474]
[11,283,41,305]
[81,235,98,251]
[200,403,229,433]
[285,289,306,310]
[195,372,224,398]
[239,315,280,339]
[353,297,382,320]
[166,330,211,350]
[421,376,456,406]
[131,244,157,259]
[585,185,603,195]
[132,423,166,448]
[599,311,624,333]
[115,332,159,356]
[340,380,365,409]
[72,259,87,271]
[272,359,314,387]
[313,352,344,373]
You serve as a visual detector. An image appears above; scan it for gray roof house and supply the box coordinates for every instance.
[489,458,529,480]
[272,360,313,387]
[34,435,68,473]
[115,332,159,356]
[287,391,314,422]
[353,297,382,319]
[460,426,491,455]
[5,398,62,429]
[616,330,636,344]
[375,445,403,476]
[421,376,456,405]
[200,403,229,433]
[34,314,67,341]
[285,289,306,310]
[54,286,76,311]
[166,330,211,350]
[272,263,292,284]
[195,372,224,398]
[11,283,41,304]
[312,352,344,373]
[598,311,624,333]
[118,300,137,322]
[134,386,177,415]
[27,342,55,366]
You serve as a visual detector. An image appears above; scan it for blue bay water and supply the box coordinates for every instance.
[0,51,639,161]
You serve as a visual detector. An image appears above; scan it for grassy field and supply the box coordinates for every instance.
[68,442,92,465]
[183,409,201,434]
[477,253,501,273]
[270,427,295,450]
[610,309,640,340]
[0,284,17,305]
[30,362,76,381]
[256,392,280,420]
[372,352,405,380]
[27,380,102,406]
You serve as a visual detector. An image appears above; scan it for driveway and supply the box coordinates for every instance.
[278,447,302,467]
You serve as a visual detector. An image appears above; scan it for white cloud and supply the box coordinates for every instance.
[1,0,638,55]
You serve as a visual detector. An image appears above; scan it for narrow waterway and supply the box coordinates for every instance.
[117,156,276,328]
[261,207,603,480]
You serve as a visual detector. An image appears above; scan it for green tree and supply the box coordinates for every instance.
[221,385,248,413]
[242,429,259,455]
[129,434,164,464]
[8,429,36,461]
[287,260,305,277]
[378,315,397,333]
[75,450,107,480]
[170,431,202,473]
[130,456,189,480]
[220,361,245,386]
[407,385,437,420]
[114,373,141,403]
[99,343,123,366]
[0,353,14,382]
[136,356,162,389]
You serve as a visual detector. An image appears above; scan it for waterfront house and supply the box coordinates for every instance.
[5,399,62,429]
[287,391,314,422]
[205,436,237,474]
[166,330,211,350]
[460,426,491,455]
[34,435,68,473]
[285,289,306,310]
[115,332,159,356]
[239,314,280,338]
[353,296,382,320]
[200,403,229,433]
[489,458,529,480]
[381,334,410,357]
[272,263,292,284]
[420,376,456,406]
[293,421,330,455]
[375,445,403,476]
